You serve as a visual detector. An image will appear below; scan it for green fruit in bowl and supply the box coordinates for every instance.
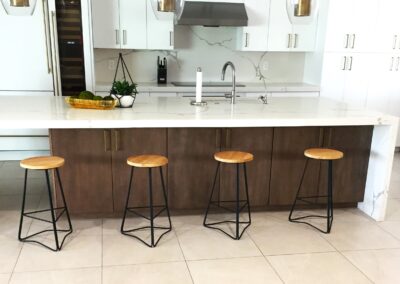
[93,96,103,101]
[78,91,94,100]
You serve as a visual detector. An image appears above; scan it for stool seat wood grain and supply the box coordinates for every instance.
[20,156,65,170]
[127,155,168,168]
[304,148,344,160]
[214,151,254,164]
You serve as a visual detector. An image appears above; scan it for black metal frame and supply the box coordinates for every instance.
[289,159,334,234]
[121,167,172,248]
[203,162,251,240]
[18,168,73,251]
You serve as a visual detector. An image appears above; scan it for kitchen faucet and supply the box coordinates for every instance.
[221,61,236,104]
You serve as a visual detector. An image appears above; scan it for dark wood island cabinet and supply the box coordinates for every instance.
[49,126,373,214]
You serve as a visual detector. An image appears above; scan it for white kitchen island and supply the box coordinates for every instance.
[0,95,397,221]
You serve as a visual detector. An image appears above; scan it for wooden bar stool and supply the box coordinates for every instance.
[18,156,73,251]
[203,151,253,240]
[121,154,172,247]
[289,148,344,234]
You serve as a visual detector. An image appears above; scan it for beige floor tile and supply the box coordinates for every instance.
[103,232,184,266]
[0,210,32,240]
[389,180,400,199]
[0,237,23,273]
[268,252,371,284]
[0,274,10,284]
[188,257,282,284]
[384,199,400,221]
[10,267,101,284]
[343,248,400,284]
[176,220,261,260]
[103,262,192,284]
[14,235,102,272]
[321,221,400,251]
[248,218,335,255]
[378,221,400,240]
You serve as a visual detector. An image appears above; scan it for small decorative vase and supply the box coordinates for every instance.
[111,93,137,108]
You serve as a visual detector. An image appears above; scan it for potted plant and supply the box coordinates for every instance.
[110,80,138,108]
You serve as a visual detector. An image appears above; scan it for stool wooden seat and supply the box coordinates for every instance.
[214,151,254,164]
[20,156,65,170]
[304,148,344,160]
[127,155,168,168]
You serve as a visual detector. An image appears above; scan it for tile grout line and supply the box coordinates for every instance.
[244,231,285,284]
[317,228,375,283]
[172,229,195,284]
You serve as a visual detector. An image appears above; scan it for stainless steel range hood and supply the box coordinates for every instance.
[176,1,248,27]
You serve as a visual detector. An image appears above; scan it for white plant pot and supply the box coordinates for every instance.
[111,94,136,108]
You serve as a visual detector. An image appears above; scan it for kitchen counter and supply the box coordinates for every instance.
[95,82,320,94]
[0,95,397,222]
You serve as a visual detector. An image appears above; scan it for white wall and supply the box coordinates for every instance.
[94,26,306,85]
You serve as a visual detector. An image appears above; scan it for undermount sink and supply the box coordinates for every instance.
[171,82,246,87]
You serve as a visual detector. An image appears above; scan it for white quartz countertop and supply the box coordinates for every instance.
[96,82,320,93]
[0,95,397,129]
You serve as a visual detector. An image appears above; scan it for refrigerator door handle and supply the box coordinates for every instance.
[42,0,52,74]
[51,11,62,96]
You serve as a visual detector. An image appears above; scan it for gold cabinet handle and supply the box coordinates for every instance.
[342,56,347,71]
[351,34,356,49]
[287,34,292,48]
[123,30,127,45]
[170,31,173,46]
[294,33,298,48]
[115,29,120,45]
[245,32,249,48]
[396,57,400,72]
[390,57,395,71]
[393,35,398,50]
[104,130,111,152]
[348,56,353,71]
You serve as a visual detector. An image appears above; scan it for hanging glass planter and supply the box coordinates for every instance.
[1,0,37,16]
[286,0,318,25]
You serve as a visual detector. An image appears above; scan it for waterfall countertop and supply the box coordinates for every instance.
[0,95,397,129]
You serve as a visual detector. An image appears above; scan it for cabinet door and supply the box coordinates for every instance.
[219,128,273,207]
[373,0,400,52]
[320,53,347,101]
[0,1,53,91]
[168,128,221,209]
[92,0,120,49]
[342,53,370,108]
[112,129,167,212]
[267,0,293,51]
[292,22,317,52]
[269,127,323,206]
[318,126,373,203]
[147,1,174,50]
[324,0,354,52]
[49,129,114,214]
[351,0,379,52]
[119,0,147,49]
[238,0,269,51]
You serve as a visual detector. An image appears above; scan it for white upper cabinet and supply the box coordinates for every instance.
[324,0,378,53]
[147,1,174,50]
[372,0,400,53]
[92,0,173,50]
[237,0,270,51]
[92,0,120,49]
[267,0,318,52]
[120,0,147,49]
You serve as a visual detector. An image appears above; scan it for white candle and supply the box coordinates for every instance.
[196,67,202,103]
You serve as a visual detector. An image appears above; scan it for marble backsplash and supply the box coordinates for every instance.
[94,26,306,85]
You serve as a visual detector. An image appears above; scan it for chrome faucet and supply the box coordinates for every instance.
[221,61,236,104]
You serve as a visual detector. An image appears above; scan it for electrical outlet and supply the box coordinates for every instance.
[108,60,115,70]
[262,61,269,71]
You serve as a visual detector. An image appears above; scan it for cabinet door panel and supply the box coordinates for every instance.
[292,23,317,52]
[372,0,400,52]
[320,53,347,101]
[351,0,379,52]
[50,129,113,214]
[119,0,146,49]
[112,129,167,212]
[219,128,273,207]
[269,127,323,206]
[92,0,120,49]
[147,0,174,50]
[318,126,373,203]
[238,0,269,51]
[168,128,220,210]
[267,0,292,51]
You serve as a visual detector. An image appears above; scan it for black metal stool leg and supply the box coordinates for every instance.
[45,169,60,250]
[243,163,251,226]
[289,159,309,222]
[235,163,240,240]
[159,167,172,231]
[18,169,28,241]
[121,167,134,233]
[203,163,220,226]
[148,168,155,247]
[55,169,73,235]
[327,160,334,233]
